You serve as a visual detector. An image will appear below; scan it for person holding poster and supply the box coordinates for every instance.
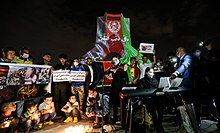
[70,57,86,119]
[13,47,34,64]
[136,48,156,79]
[53,53,70,117]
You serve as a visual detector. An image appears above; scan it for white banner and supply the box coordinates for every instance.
[52,70,86,82]
[52,70,70,82]
[69,71,86,82]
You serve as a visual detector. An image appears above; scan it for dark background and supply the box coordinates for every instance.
[1,0,220,65]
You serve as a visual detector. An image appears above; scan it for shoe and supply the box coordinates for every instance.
[64,116,73,123]
[44,121,54,125]
[73,117,78,123]
[38,123,43,128]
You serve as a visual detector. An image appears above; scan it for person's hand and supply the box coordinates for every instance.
[48,108,53,113]
[170,73,176,79]
[31,113,39,120]
[173,63,178,69]
[124,64,128,71]
[153,50,156,55]
[66,102,71,106]
[1,120,11,128]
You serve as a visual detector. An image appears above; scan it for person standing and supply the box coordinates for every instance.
[170,47,193,88]
[136,50,156,79]
[170,46,198,130]
[13,47,34,64]
[37,53,53,67]
[109,56,129,127]
[200,40,220,128]
[53,53,70,117]
[70,58,86,119]
[127,57,140,85]
[0,46,16,63]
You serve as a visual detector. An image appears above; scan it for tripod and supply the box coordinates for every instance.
[93,74,107,133]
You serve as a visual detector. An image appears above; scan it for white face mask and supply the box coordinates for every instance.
[176,53,181,58]
[112,57,120,66]
[80,60,86,65]
[147,69,154,78]
[88,94,93,98]
[22,53,29,59]
[73,62,79,66]
[193,51,201,57]
[156,62,161,66]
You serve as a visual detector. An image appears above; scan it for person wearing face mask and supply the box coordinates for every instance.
[169,47,201,130]
[109,56,129,127]
[139,67,158,89]
[13,47,34,64]
[139,67,165,132]
[191,46,207,128]
[61,94,79,123]
[170,46,193,88]
[70,58,87,119]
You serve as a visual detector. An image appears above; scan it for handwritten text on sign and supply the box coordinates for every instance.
[53,70,86,82]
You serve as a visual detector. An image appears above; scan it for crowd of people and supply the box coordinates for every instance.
[0,39,220,133]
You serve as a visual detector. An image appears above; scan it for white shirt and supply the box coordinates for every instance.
[38,102,54,111]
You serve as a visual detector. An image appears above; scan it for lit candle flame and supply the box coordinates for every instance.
[65,125,92,133]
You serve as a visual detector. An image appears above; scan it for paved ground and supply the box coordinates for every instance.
[23,114,219,133]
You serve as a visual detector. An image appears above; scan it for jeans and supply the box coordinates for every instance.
[25,118,40,131]
[40,112,56,122]
[65,109,79,117]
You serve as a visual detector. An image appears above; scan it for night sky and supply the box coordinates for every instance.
[1,0,220,64]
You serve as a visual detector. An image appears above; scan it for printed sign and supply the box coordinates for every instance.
[139,43,154,53]
[52,70,70,82]
[69,71,86,82]
[52,70,86,82]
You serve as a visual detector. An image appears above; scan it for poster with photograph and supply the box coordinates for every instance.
[2,63,52,85]
[139,43,154,53]
[0,65,9,86]
[0,63,52,100]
